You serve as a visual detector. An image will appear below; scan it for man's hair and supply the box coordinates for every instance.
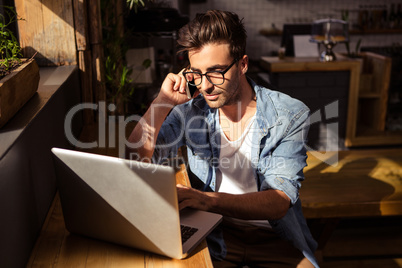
[177,10,247,61]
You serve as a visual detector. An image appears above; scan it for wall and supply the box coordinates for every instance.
[0,66,82,268]
[186,0,402,60]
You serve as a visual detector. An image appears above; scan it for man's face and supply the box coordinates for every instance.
[188,43,242,109]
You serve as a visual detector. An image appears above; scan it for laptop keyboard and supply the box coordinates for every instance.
[180,225,199,244]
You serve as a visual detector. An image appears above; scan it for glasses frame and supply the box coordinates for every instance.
[183,58,239,86]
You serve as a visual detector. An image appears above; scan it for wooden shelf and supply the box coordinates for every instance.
[259,29,282,37]
[356,123,402,136]
[350,28,402,35]
[359,92,382,98]
[260,28,402,37]
[353,130,402,146]
[260,56,360,73]
[352,52,392,144]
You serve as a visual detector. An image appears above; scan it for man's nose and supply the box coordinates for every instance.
[200,75,213,91]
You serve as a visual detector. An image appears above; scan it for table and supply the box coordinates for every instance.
[301,148,402,252]
[259,56,361,148]
[28,148,402,266]
[27,163,213,267]
[301,149,402,218]
[260,55,402,148]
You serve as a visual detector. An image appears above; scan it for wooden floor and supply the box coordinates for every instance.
[78,122,402,268]
[318,216,402,267]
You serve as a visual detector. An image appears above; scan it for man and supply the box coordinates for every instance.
[127,10,319,268]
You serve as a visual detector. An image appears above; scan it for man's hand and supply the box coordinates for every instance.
[157,70,193,106]
[126,70,197,160]
[176,184,291,220]
[177,184,216,211]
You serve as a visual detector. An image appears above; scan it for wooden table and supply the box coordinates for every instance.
[27,164,213,267]
[301,149,402,219]
[260,56,362,148]
[260,55,402,148]
[28,148,402,266]
[301,148,402,252]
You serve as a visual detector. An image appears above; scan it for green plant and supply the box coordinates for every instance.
[104,52,151,101]
[345,38,362,58]
[0,5,23,78]
[101,0,151,114]
[340,10,362,58]
[126,0,145,12]
[341,9,349,22]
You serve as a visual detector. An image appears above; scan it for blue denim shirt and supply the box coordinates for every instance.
[153,79,319,267]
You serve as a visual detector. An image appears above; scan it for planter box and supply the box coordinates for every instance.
[0,59,40,128]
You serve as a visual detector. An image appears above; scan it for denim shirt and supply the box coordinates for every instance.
[153,79,319,267]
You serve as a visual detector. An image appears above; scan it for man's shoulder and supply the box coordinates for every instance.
[175,95,210,114]
[255,84,309,117]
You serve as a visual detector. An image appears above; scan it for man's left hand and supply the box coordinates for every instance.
[176,184,215,211]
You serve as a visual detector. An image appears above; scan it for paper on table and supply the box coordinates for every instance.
[293,35,318,57]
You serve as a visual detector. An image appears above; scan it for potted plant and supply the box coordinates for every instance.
[0,5,39,128]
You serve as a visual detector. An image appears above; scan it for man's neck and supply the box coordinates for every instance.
[219,79,256,123]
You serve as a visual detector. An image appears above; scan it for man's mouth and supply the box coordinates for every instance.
[203,90,221,101]
[204,93,220,101]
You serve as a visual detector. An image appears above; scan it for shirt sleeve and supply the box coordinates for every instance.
[152,105,187,164]
[259,108,310,205]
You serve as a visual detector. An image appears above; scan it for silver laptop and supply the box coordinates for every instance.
[51,147,222,259]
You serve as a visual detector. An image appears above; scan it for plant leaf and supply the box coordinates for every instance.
[142,58,152,69]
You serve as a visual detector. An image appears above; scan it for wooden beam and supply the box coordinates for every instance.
[14,0,77,66]
[87,0,103,45]
[88,0,106,103]
[92,44,106,102]
[72,0,89,51]
[78,50,94,123]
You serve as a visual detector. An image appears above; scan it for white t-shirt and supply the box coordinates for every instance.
[216,112,271,228]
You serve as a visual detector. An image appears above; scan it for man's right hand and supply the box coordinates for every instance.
[126,70,191,161]
[157,70,193,106]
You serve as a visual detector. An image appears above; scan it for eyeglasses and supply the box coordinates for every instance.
[183,59,238,86]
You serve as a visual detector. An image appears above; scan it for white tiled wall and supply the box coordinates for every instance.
[186,0,402,60]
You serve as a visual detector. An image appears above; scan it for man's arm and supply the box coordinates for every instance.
[177,185,291,220]
[177,107,309,221]
[126,98,173,161]
[126,72,189,161]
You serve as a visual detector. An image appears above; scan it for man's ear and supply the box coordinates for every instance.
[240,55,249,75]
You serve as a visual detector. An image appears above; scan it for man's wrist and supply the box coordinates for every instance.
[205,192,220,213]
[149,96,176,114]
[154,94,176,107]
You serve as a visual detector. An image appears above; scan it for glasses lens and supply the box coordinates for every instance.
[206,72,225,85]
[185,72,202,86]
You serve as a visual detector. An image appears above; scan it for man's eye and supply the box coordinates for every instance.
[207,72,222,79]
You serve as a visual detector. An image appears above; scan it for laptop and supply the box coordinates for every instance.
[51,147,222,259]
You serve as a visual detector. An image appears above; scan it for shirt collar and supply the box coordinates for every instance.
[191,77,282,132]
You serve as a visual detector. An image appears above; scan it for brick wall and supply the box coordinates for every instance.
[187,0,402,60]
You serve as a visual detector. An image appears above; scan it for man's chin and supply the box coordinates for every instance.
[205,99,223,109]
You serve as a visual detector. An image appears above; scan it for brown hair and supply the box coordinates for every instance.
[177,10,247,61]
